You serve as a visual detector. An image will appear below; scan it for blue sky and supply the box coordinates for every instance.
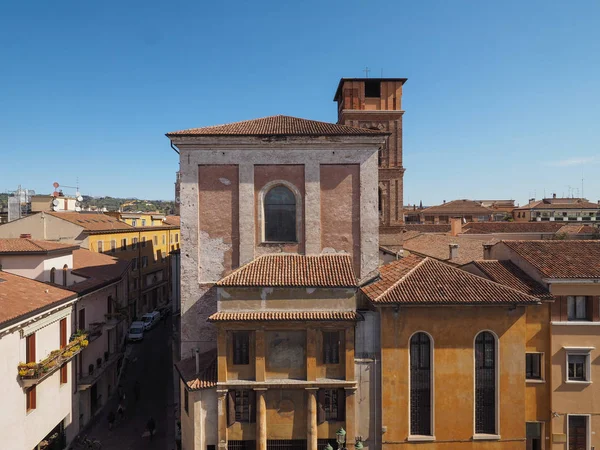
[1,0,599,205]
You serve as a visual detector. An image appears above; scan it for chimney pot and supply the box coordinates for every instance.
[483,244,493,260]
[449,243,459,260]
[20,234,31,239]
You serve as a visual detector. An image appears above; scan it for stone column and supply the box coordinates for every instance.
[217,389,228,449]
[345,388,356,450]
[255,329,265,382]
[307,388,318,450]
[256,388,267,450]
[238,163,255,265]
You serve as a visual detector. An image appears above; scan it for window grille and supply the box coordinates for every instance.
[410,332,431,435]
[324,389,338,421]
[323,331,340,364]
[264,186,296,242]
[526,353,542,380]
[235,390,250,422]
[568,416,587,450]
[475,332,496,434]
[233,332,250,365]
[228,442,256,450]
[267,440,307,450]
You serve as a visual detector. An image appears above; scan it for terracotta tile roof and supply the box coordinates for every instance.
[361,257,539,305]
[47,211,134,232]
[208,311,361,322]
[175,349,217,391]
[556,225,599,235]
[166,115,388,137]
[0,238,78,254]
[0,271,76,327]
[462,222,566,234]
[501,240,600,279]
[403,224,451,233]
[526,200,600,210]
[216,254,357,287]
[402,234,496,266]
[67,249,130,294]
[362,254,424,300]
[466,260,553,300]
[420,199,492,216]
[164,215,180,227]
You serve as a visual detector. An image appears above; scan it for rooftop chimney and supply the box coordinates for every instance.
[449,243,459,260]
[553,193,557,199]
[450,217,462,236]
[483,244,493,260]
[195,348,200,374]
[19,234,31,239]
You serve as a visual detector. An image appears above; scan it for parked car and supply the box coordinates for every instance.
[128,321,145,342]
[157,306,171,318]
[141,311,160,330]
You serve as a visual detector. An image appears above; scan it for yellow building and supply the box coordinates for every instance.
[362,255,550,450]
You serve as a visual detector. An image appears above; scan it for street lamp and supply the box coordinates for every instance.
[325,444,333,450]
[354,440,363,450]
[336,428,346,450]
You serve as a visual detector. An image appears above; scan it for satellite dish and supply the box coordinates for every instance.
[52,199,59,206]
[75,191,80,197]
[75,206,81,212]
[52,206,60,211]
[77,195,83,202]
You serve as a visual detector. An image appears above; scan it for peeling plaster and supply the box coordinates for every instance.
[218,177,231,185]
[322,247,349,254]
[199,230,231,283]
[306,288,316,295]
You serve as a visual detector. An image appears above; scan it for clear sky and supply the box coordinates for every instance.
[1,0,599,205]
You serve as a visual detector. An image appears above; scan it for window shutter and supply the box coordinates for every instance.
[586,297,593,321]
[227,391,235,427]
[317,389,325,424]
[337,388,346,421]
[250,390,257,423]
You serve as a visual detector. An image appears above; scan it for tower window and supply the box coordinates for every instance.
[264,185,296,242]
[365,80,381,98]
[410,332,432,436]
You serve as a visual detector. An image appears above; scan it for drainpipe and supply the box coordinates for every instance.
[170,140,179,155]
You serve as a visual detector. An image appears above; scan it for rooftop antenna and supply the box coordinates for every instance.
[363,67,371,78]
[381,68,384,77]
[582,172,584,199]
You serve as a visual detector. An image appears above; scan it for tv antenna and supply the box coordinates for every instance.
[363,67,371,78]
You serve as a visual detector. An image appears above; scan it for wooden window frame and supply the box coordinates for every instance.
[322,331,340,365]
[60,364,68,385]
[227,390,256,425]
[26,386,36,412]
[317,388,345,424]
[62,265,68,286]
[526,353,543,381]
[26,333,36,363]
[121,238,127,251]
[567,296,592,321]
[232,331,250,365]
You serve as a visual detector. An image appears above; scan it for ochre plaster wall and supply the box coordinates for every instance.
[198,164,240,279]
[265,330,306,380]
[320,165,360,272]
[254,164,305,255]
[380,306,528,449]
[266,389,307,439]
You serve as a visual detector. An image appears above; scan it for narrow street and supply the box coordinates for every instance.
[81,316,174,450]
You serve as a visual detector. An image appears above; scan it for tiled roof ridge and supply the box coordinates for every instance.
[167,114,388,137]
[375,256,428,302]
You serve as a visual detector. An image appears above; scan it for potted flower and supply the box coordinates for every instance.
[81,339,89,348]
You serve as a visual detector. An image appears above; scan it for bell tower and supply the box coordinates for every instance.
[334,77,407,246]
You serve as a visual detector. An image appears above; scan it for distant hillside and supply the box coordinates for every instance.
[0,193,175,214]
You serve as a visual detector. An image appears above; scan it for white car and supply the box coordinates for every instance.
[141,311,160,331]
[128,321,145,342]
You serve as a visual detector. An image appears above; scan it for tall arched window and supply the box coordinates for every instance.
[264,185,296,242]
[62,265,68,286]
[50,267,56,284]
[475,331,496,435]
[410,332,432,436]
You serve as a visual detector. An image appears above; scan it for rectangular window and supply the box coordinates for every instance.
[175,233,179,243]
[153,236,158,245]
[526,353,542,380]
[568,354,588,381]
[78,308,86,330]
[142,219,146,226]
[323,331,340,364]
[567,296,590,321]
[526,422,542,450]
[60,364,67,385]
[121,238,127,251]
[97,241,103,252]
[233,332,250,365]
[26,386,36,411]
[184,388,189,415]
[234,390,251,422]
[364,80,381,98]
[133,278,138,290]
[319,389,345,422]
[132,237,138,249]
[142,236,147,248]
[110,240,116,253]
[170,234,173,243]
[142,256,148,268]
[568,416,587,450]
[162,235,166,245]
[26,333,36,363]
[132,219,137,227]
[132,258,138,271]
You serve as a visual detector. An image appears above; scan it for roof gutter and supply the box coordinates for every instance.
[170,140,180,155]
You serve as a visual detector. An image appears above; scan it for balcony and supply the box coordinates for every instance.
[104,311,127,331]
[18,331,89,388]
[78,350,124,391]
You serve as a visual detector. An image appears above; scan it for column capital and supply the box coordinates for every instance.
[253,387,269,391]
[305,387,320,391]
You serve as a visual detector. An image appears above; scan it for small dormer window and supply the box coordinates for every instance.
[264,185,296,242]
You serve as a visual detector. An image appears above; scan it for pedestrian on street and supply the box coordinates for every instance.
[147,417,156,441]
[107,411,115,430]
[117,401,125,420]
[162,313,167,327]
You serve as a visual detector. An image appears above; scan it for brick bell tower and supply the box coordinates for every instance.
[334,77,407,246]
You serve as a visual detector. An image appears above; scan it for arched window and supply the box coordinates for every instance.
[475,331,496,435]
[264,185,296,242]
[50,267,56,284]
[410,332,432,436]
[62,265,68,286]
